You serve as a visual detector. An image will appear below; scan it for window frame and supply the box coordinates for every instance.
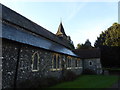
[75,59,78,67]
[52,54,61,70]
[31,52,40,72]
[89,61,93,66]
[53,55,57,69]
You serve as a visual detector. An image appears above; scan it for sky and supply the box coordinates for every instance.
[0,0,119,47]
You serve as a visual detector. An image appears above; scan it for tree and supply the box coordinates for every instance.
[84,39,92,47]
[94,23,120,47]
[76,39,93,49]
[76,43,84,49]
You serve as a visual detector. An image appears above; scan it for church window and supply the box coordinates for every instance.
[70,59,71,67]
[68,58,71,67]
[75,60,77,67]
[66,58,68,67]
[57,56,60,68]
[32,52,40,71]
[78,60,81,67]
[89,61,93,66]
[53,55,57,68]
[52,54,61,70]
[67,59,69,67]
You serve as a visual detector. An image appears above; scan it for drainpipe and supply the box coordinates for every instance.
[14,44,22,89]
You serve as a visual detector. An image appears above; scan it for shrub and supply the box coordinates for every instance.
[38,77,59,87]
[17,77,59,88]
[62,70,77,81]
[82,68,97,75]
[17,71,78,88]
[17,79,34,88]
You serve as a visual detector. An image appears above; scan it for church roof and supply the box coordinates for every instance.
[73,48,100,59]
[1,4,79,57]
[56,22,67,36]
[1,4,72,49]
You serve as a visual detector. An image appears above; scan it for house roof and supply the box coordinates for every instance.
[1,4,79,57]
[56,22,67,36]
[73,48,100,59]
[1,4,71,49]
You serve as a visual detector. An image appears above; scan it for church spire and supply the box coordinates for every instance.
[56,22,67,37]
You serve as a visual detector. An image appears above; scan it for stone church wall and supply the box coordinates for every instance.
[83,58,102,74]
[2,39,20,88]
[2,39,82,88]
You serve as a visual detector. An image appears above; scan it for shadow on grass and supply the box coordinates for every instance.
[50,75,119,88]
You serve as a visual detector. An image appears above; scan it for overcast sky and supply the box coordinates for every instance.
[0,0,118,47]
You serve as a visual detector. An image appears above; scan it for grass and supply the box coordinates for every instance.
[50,75,119,88]
[103,68,120,71]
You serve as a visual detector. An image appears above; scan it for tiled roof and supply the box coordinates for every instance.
[73,48,100,59]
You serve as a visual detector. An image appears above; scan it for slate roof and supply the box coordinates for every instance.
[73,48,100,59]
[56,22,67,36]
[1,4,79,57]
[1,4,71,49]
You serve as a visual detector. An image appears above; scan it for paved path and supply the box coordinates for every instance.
[111,81,120,88]
[111,74,120,89]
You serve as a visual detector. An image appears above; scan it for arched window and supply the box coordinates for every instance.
[68,57,71,67]
[66,58,68,68]
[51,54,62,70]
[75,60,77,67]
[77,59,80,67]
[68,58,70,67]
[89,61,93,66]
[69,58,71,67]
[53,55,56,68]
[57,56,60,68]
[32,52,40,71]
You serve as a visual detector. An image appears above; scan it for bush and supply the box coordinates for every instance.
[82,68,97,75]
[17,71,78,88]
[62,70,77,81]
[17,77,59,88]
[17,79,34,88]
[39,77,59,87]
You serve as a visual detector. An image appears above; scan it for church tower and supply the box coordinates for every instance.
[56,22,67,39]
[56,22,75,49]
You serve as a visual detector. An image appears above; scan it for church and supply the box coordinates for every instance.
[0,4,102,89]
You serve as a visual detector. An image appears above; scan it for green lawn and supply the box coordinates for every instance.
[50,75,119,88]
[103,68,120,71]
